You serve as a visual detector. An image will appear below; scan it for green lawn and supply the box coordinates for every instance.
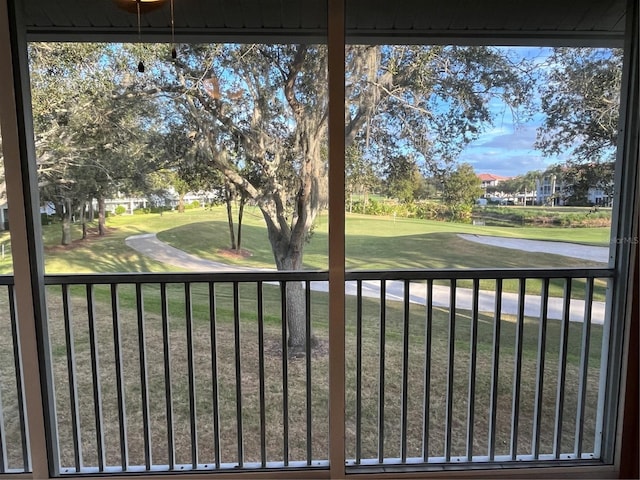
[0,207,611,301]
[155,208,609,299]
[0,206,610,275]
[158,208,609,271]
[0,207,607,468]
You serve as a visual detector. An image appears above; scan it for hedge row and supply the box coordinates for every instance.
[476,206,611,227]
[350,199,472,221]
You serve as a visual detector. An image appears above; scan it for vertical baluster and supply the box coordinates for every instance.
[135,283,151,470]
[377,280,386,463]
[532,278,550,459]
[184,283,198,468]
[160,284,175,470]
[209,283,221,469]
[8,285,30,471]
[444,279,457,461]
[0,358,6,473]
[257,282,267,468]
[280,282,289,466]
[574,278,594,458]
[553,278,572,458]
[233,282,244,467]
[593,277,613,459]
[62,284,82,472]
[111,284,128,470]
[356,280,363,464]
[400,280,410,462]
[488,279,503,461]
[422,279,433,462]
[305,280,313,466]
[466,278,480,461]
[510,278,526,460]
[86,285,105,471]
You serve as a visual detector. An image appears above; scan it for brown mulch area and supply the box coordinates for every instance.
[44,226,116,253]
[217,247,253,259]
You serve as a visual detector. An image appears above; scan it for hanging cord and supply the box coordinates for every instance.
[137,0,145,72]
[170,0,177,58]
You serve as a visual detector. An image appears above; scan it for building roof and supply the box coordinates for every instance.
[478,173,510,182]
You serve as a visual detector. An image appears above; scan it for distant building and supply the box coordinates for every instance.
[478,173,509,189]
[535,171,613,207]
[535,174,561,206]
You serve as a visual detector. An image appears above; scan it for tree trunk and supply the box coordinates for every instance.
[98,197,106,236]
[80,203,87,240]
[284,281,312,356]
[236,196,245,251]
[225,188,237,250]
[61,202,72,246]
[88,199,95,222]
[178,193,185,213]
[267,226,317,357]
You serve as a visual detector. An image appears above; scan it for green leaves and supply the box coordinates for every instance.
[535,48,622,163]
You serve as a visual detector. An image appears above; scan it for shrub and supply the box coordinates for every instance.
[114,205,126,215]
[448,204,473,222]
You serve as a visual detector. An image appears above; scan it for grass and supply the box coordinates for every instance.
[0,207,608,469]
[0,206,610,275]
[154,209,610,299]
[156,209,610,271]
[0,207,611,300]
[0,281,602,469]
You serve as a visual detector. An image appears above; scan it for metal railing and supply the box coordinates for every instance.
[43,271,330,474]
[343,268,614,470]
[0,277,30,474]
[0,267,616,475]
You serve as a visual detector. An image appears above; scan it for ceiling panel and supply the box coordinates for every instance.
[17,0,626,45]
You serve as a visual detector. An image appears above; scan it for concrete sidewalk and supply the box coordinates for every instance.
[458,234,609,263]
[126,233,606,324]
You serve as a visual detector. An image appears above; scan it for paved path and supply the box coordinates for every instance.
[126,233,254,272]
[126,233,606,324]
[458,234,610,263]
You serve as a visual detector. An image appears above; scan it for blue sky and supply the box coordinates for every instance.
[459,120,550,177]
[458,47,558,178]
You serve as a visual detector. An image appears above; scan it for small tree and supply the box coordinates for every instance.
[345,144,378,212]
[384,155,423,204]
[442,164,483,220]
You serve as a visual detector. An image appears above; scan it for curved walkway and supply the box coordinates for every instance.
[126,233,606,324]
[458,234,609,263]
[126,233,257,272]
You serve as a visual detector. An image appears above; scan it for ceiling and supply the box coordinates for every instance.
[17,0,628,45]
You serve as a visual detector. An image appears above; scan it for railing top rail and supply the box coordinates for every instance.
[43,270,330,285]
[31,266,616,286]
[346,267,615,281]
[0,276,14,285]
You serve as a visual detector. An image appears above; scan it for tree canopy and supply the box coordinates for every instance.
[27,41,535,352]
[535,48,623,163]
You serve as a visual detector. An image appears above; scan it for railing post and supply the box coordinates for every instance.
[603,0,639,466]
[0,0,58,477]
[328,0,346,475]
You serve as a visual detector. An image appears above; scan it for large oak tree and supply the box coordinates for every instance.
[130,43,530,353]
